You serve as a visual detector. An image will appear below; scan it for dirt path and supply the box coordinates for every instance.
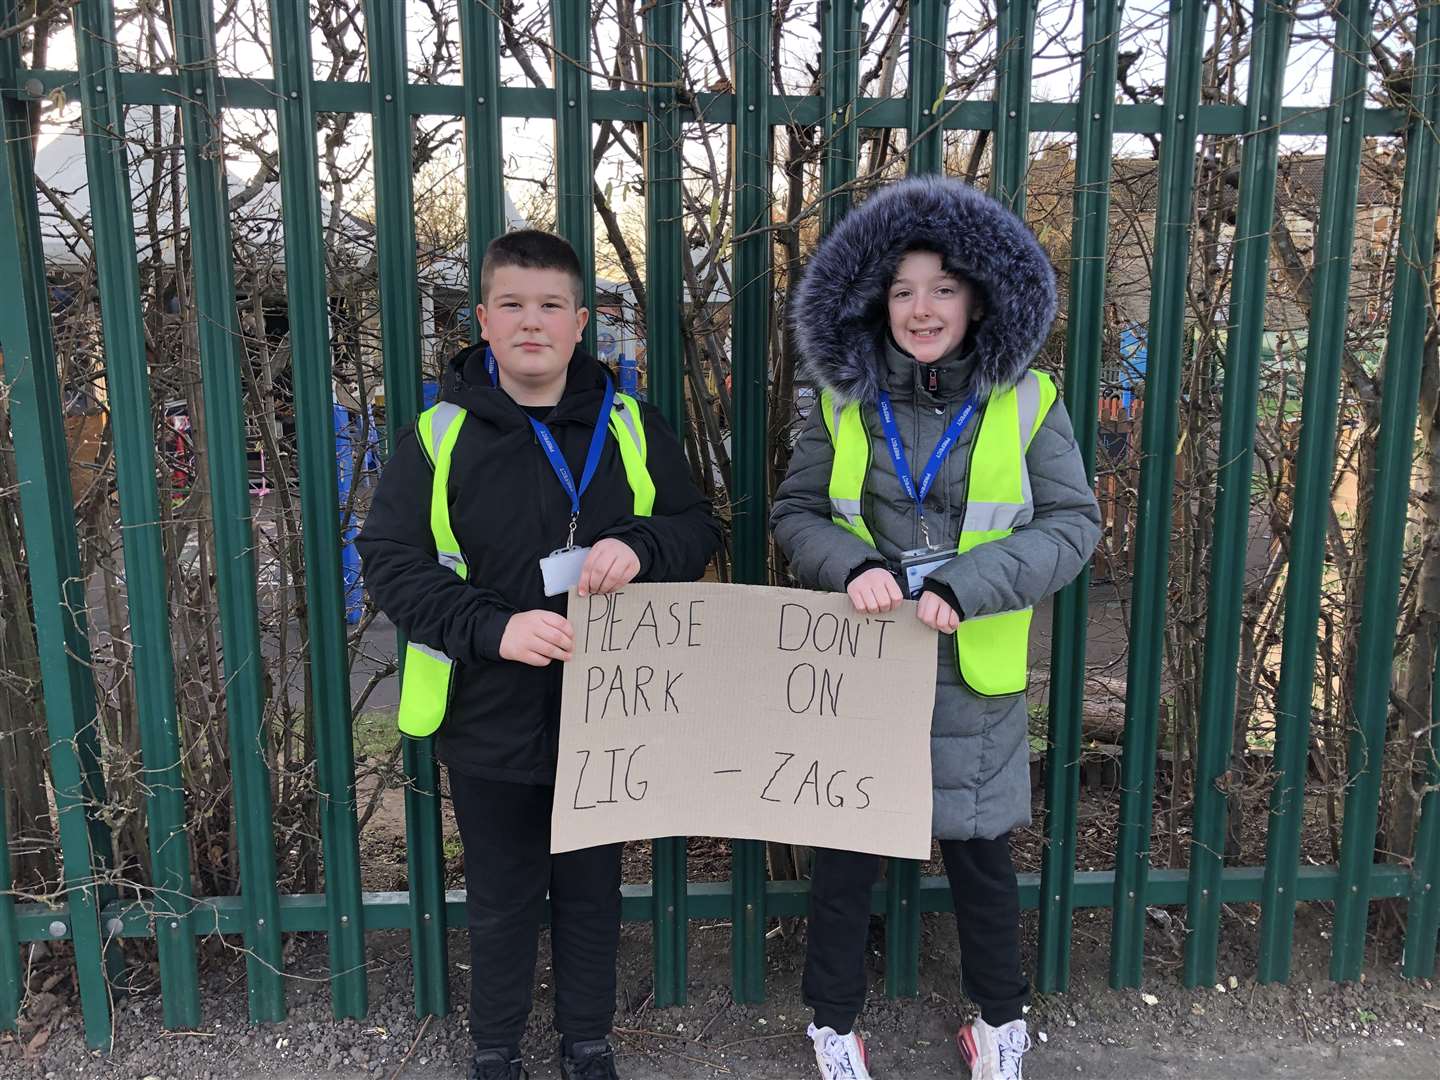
[4,904,1437,1080]
[213,1039,1440,1080]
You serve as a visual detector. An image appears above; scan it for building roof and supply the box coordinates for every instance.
[33,114,524,277]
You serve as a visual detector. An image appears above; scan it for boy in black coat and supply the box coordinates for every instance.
[358,230,721,1080]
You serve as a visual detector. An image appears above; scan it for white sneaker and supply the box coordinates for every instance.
[808,1023,873,1080]
[958,1017,1031,1080]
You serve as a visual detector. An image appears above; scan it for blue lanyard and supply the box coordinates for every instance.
[484,346,614,546]
[875,390,978,542]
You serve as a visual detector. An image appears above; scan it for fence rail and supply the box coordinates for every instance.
[2,0,1439,1051]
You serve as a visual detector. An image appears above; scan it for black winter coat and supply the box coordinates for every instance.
[357,344,722,783]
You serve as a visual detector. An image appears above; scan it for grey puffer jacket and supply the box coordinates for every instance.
[770,176,1101,841]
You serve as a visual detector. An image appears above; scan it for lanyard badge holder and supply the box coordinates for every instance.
[486,348,615,596]
[876,390,978,599]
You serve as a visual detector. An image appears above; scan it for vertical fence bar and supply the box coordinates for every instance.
[0,5,113,1043]
[268,0,368,1018]
[992,0,1036,210]
[730,0,772,1004]
[1186,0,1301,990]
[883,860,921,998]
[364,0,420,433]
[730,837,767,1004]
[818,0,866,998]
[645,0,684,423]
[1035,0,1125,994]
[906,0,948,177]
[363,0,449,1020]
[1105,0,1209,990]
[170,0,286,1022]
[73,0,200,1027]
[650,834,688,1008]
[461,0,505,334]
[643,0,689,1008]
[1332,0,1440,983]
[551,0,595,353]
[883,0,950,1000]
[1406,638,1440,978]
[819,0,863,235]
[0,783,18,1031]
[1251,0,1374,987]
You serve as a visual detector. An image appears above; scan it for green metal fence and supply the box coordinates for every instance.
[0,0,1438,1051]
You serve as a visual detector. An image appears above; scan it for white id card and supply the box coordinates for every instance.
[540,545,591,596]
[898,546,951,600]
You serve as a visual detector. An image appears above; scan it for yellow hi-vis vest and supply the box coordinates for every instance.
[396,395,656,737]
[819,369,1058,697]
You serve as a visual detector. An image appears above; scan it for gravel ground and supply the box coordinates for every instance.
[3,902,1438,1080]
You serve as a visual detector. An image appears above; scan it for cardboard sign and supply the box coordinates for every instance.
[551,582,937,859]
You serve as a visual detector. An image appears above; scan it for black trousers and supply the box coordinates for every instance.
[803,835,1030,1033]
[448,772,623,1051]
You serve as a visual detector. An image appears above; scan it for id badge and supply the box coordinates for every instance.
[898,546,951,600]
[539,545,591,597]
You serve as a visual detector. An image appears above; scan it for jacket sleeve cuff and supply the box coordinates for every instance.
[596,527,654,580]
[844,560,891,587]
[920,577,964,617]
[475,607,511,662]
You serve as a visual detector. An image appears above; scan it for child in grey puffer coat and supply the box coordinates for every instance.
[770,176,1100,1080]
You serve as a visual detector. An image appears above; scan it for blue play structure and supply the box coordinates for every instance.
[334,402,381,624]
[1117,324,1149,409]
[1111,325,1146,408]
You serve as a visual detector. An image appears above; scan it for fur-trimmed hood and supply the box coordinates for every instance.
[789,176,1058,404]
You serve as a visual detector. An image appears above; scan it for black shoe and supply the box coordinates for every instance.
[470,1046,527,1080]
[560,1037,620,1080]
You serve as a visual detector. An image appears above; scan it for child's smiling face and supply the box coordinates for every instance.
[886,250,981,364]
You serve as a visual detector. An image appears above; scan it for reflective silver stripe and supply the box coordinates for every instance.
[1015,371,1042,449]
[1015,373,1040,510]
[426,401,466,462]
[1019,444,1034,510]
[438,550,465,573]
[831,497,864,525]
[407,641,452,664]
[962,499,1030,533]
[611,397,643,451]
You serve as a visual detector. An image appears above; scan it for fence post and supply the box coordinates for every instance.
[0,784,17,1032]
[267,0,369,1019]
[991,0,1035,211]
[1332,0,1440,983]
[362,0,450,1021]
[0,3,116,1044]
[1186,0,1301,990]
[1105,0,1209,990]
[1251,0,1374,987]
[819,0,863,236]
[170,0,287,1022]
[643,0,690,1009]
[644,0,685,426]
[729,0,773,1005]
[881,0,952,1001]
[461,0,506,333]
[1034,0,1119,994]
[905,0,947,177]
[73,0,201,1028]
[1405,639,1440,979]
[551,0,596,354]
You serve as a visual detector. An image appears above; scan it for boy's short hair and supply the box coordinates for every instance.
[480,229,585,306]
